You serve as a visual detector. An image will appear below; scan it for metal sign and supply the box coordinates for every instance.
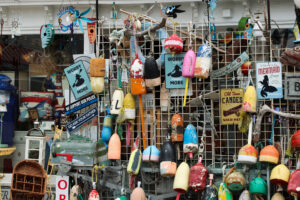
[64,61,92,100]
[165,53,187,89]
[284,73,300,100]
[1,187,10,200]
[220,88,244,125]
[66,107,98,132]
[65,94,97,115]
[55,176,69,200]
[210,52,249,78]
[256,62,283,99]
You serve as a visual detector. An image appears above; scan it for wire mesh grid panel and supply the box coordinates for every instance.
[93,20,300,199]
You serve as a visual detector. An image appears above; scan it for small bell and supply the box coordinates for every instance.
[123,93,136,120]
[142,145,160,162]
[111,89,124,115]
[249,177,267,197]
[243,86,257,113]
[194,43,212,79]
[183,124,198,159]
[270,164,290,186]
[171,113,184,142]
[160,138,177,177]
[259,145,280,164]
[287,169,300,197]
[144,56,161,87]
[173,162,190,200]
[189,157,207,191]
[108,132,121,160]
[101,115,112,148]
[130,58,147,95]
[127,149,142,175]
[130,182,146,200]
[164,33,183,55]
[88,182,100,200]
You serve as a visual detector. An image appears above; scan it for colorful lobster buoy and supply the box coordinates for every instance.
[287,169,300,197]
[164,33,183,55]
[90,58,106,94]
[111,89,124,115]
[124,93,136,120]
[101,115,112,148]
[201,174,218,200]
[171,113,184,142]
[249,177,267,197]
[160,138,177,177]
[243,85,257,113]
[225,167,246,192]
[270,164,290,186]
[144,56,161,87]
[142,145,160,162]
[40,24,55,48]
[238,144,258,164]
[194,43,212,79]
[271,193,285,200]
[130,182,146,200]
[173,162,190,200]
[291,130,300,151]
[189,157,207,191]
[108,132,121,160]
[183,124,198,159]
[88,183,100,200]
[218,182,233,200]
[239,190,251,200]
[130,57,147,95]
[182,49,196,106]
[259,145,280,164]
[127,149,142,175]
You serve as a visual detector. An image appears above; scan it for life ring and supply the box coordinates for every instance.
[130,22,168,68]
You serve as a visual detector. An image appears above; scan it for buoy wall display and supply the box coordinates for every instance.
[194,43,212,79]
[259,145,279,164]
[108,132,121,160]
[160,140,177,177]
[287,169,300,197]
[270,164,290,186]
[183,124,198,159]
[173,162,190,200]
[144,56,161,87]
[171,113,184,142]
[111,89,124,115]
[142,145,160,162]
[130,182,146,200]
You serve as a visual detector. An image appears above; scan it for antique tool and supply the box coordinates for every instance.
[173,161,190,200]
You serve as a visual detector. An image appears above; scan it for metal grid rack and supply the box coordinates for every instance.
[89,20,300,199]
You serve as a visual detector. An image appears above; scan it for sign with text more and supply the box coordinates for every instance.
[284,73,300,100]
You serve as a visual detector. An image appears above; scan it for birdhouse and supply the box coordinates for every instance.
[144,56,161,87]
[249,177,267,196]
[130,58,147,95]
[271,193,285,200]
[87,19,96,44]
[291,130,300,151]
[287,169,300,197]
[270,164,290,186]
[101,115,112,148]
[238,144,258,164]
[173,162,190,200]
[124,93,136,120]
[108,132,121,160]
[130,182,146,200]
[171,113,184,142]
[259,145,279,164]
[182,49,196,77]
[225,168,246,192]
[189,157,207,191]
[142,145,160,162]
[160,139,177,177]
[111,89,124,115]
[195,43,212,79]
[164,33,183,55]
[127,149,142,175]
[183,124,198,159]
[25,126,46,168]
[243,86,257,113]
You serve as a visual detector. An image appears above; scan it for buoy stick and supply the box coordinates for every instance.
[183,78,189,106]
[267,164,270,200]
[176,193,181,200]
[139,95,147,150]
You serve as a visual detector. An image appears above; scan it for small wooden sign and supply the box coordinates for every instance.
[284,73,300,100]
[220,88,244,125]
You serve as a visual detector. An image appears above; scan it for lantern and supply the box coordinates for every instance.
[259,145,279,164]
[182,49,196,106]
[225,168,246,192]
[25,125,46,168]
[183,124,198,159]
[287,169,300,197]
[189,157,207,191]
[291,130,300,150]
[270,164,290,186]
[108,132,121,160]
[195,43,212,79]
[171,113,184,142]
[101,115,112,148]
[173,162,190,200]
[243,86,257,113]
[142,145,160,162]
[124,93,136,120]
[271,193,285,200]
[160,139,177,177]
[144,56,161,87]
[249,177,267,197]
[130,182,146,200]
[164,33,183,55]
